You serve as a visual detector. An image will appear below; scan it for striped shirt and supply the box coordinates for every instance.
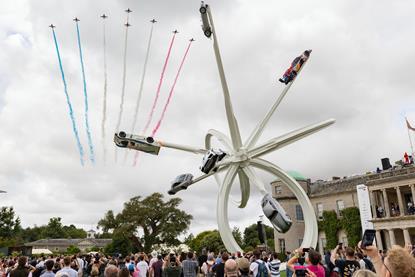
[268,259,281,277]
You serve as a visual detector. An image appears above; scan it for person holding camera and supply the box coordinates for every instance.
[287,248,324,277]
[162,254,181,277]
[330,245,360,277]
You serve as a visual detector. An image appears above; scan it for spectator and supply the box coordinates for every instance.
[287,249,324,277]
[118,269,130,277]
[163,254,181,277]
[57,257,78,277]
[224,260,238,277]
[354,253,366,270]
[249,250,269,277]
[330,246,360,276]
[104,266,119,277]
[212,252,228,277]
[182,253,198,277]
[150,255,163,277]
[10,257,31,277]
[351,270,376,277]
[236,258,249,277]
[359,242,415,277]
[41,260,56,277]
[201,255,215,277]
[268,253,281,277]
[136,255,149,277]
[198,250,207,271]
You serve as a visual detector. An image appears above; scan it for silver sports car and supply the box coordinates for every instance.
[168,174,194,195]
[261,193,292,233]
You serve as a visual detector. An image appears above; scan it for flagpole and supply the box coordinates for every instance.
[406,117,415,158]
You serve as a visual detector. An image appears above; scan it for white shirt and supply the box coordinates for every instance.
[57,267,78,277]
[249,260,269,277]
[137,261,149,277]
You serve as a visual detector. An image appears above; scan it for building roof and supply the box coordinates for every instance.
[310,175,367,197]
[287,170,308,181]
[25,238,111,247]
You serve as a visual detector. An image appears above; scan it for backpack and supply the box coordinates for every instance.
[255,261,268,277]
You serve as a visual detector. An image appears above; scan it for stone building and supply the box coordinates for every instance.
[25,238,111,253]
[272,165,415,253]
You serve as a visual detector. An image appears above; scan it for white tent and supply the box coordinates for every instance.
[32,248,53,255]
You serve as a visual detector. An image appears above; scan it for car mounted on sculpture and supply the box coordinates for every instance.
[261,193,292,233]
[200,149,226,174]
[114,131,161,155]
[168,174,194,195]
[200,2,212,38]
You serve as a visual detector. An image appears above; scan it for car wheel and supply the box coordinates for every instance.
[199,7,207,14]
[204,30,212,37]
[119,131,126,138]
[146,137,155,143]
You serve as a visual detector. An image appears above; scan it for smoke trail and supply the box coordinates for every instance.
[151,40,193,137]
[115,12,131,162]
[123,21,155,164]
[133,32,177,166]
[101,15,108,163]
[51,28,85,166]
[141,32,176,135]
[131,22,155,134]
[75,20,95,164]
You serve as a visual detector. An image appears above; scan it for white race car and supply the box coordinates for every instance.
[168,174,194,195]
[200,1,212,38]
[261,193,292,233]
[200,149,226,174]
[114,131,161,155]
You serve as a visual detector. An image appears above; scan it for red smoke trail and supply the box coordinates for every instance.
[133,33,176,166]
[151,40,193,137]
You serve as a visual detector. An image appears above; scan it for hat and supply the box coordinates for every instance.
[237,258,250,271]
[152,251,158,257]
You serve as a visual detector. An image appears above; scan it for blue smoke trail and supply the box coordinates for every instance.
[75,21,95,164]
[51,29,85,166]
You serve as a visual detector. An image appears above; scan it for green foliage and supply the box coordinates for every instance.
[66,245,81,254]
[0,207,21,239]
[243,223,274,251]
[98,193,192,253]
[199,230,226,254]
[187,231,214,253]
[104,230,132,257]
[319,211,339,250]
[339,207,362,247]
[63,225,87,239]
[42,217,66,239]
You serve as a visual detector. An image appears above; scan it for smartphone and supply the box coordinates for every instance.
[302,248,310,253]
[362,229,376,248]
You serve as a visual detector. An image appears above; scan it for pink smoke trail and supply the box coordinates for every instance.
[133,33,177,166]
[151,40,193,137]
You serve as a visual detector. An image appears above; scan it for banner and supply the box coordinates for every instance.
[356,184,374,232]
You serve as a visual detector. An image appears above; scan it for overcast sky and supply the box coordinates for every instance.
[1,0,415,238]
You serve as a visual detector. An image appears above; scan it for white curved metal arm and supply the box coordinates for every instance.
[205,129,233,153]
[217,165,242,253]
[237,171,250,208]
[244,58,311,150]
[207,6,243,150]
[248,119,335,158]
[158,140,207,155]
[241,166,268,195]
[250,158,318,248]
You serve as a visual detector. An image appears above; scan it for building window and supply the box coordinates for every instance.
[298,239,303,247]
[279,239,286,252]
[336,200,345,215]
[275,185,282,195]
[316,203,323,219]
[296,205,304,221]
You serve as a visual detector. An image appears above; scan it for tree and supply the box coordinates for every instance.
[199,231,225,254]
[63,225,87,239]
[98,193,192,253]
[42,217,66,238]
[0,207,22,247]
[66,245,81,254]
[340,207,361,247]
[243,223,274,251]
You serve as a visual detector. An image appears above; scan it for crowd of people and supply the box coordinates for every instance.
[0,241,414,277]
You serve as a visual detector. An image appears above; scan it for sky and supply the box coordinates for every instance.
[1,0,415,239]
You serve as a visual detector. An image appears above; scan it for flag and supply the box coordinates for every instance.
[406,118,415,131]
